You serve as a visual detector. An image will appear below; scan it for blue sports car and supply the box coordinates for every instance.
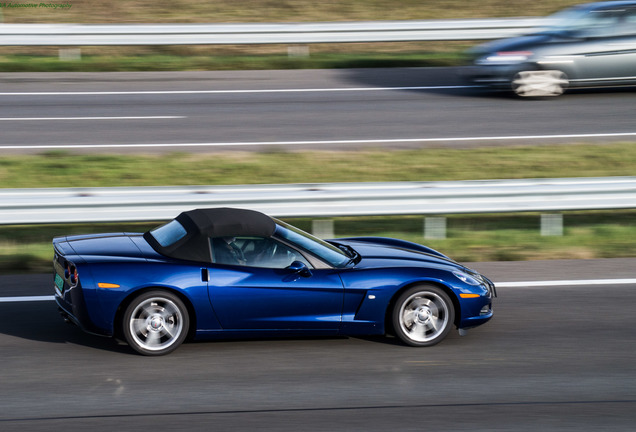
[53,208,496,355]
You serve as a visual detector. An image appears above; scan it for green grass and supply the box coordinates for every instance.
[0,51,468,72]
[1,1,582,24]
[1,143,635,273]
[2,143,636,188]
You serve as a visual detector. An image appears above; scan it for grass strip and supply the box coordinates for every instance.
[0,0,581,24]
[0,51,467,72]
[1,143,636,188]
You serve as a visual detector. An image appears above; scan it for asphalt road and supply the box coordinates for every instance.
[1,68,636,153]
[1,259,635,431]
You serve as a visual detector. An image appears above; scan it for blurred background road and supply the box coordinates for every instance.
[1,68,635,153]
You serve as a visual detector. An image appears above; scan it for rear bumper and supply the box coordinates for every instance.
[54,277,111,337]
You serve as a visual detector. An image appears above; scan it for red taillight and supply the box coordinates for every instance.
[65,261,78,287]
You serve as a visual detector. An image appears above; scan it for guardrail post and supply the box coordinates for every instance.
[312,219,334,239]
[424,216,446,240]
[59,48,81,61]
[541,213,563,236]
[288,45,310,57]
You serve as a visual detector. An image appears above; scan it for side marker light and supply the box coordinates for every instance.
[98,283,121,288]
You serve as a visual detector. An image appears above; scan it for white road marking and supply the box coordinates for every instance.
[2,132,636,150]
[3,278,635,302]
[496,278,636,288]
[0,116,184,121]
[0,86,472,96]
[0,295,55,303]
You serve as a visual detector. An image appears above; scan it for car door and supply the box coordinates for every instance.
[207,236,344,331]
[567,7,636,81]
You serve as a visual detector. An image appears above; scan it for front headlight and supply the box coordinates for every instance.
[452,270,482,286]
[476,51,534,65]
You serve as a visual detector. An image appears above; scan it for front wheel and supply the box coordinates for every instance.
[392,285,454,347]
[511,70,568,97]
[122,290,189,356]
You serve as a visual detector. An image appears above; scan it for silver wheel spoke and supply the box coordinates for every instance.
[408,322,427,340]
[132,318,148,335]
[428,302,439,316]
[145,330,160,347]
[161,323,175,339]
[429,315,441,332]
[402,309,416,326]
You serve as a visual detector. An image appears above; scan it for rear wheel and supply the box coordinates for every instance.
[511,70,568,97]
[392,285,454,347]
[122,290,189,356]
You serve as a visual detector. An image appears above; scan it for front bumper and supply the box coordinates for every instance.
[457,273,496,329]
[462,64,524,88]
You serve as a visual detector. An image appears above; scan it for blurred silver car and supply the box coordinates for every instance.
[467,1,636,97]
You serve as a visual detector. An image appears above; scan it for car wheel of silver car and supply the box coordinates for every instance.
[392,285,454,347]
[512,70,568,97]
[122,290,189,356]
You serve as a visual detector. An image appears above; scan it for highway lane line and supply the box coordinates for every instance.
[496,278,636,288]
[0,116,184,121]
[2,278,635,302]
[0,295,55,303]
[0,86,473,96]
[2,132,636,150]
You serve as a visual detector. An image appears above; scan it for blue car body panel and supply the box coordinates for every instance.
[53,224,495,345]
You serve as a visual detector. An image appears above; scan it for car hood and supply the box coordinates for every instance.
[333,237,465,271]
[54,233,148,260]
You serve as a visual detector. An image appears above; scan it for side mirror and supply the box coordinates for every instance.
[287,260,312,277]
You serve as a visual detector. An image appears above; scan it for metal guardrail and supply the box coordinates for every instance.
[1,177,635,225]
[0,18,549,46]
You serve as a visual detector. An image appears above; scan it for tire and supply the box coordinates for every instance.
[122,290,189,356]
[392,285,454,347]
[511,69,568,97]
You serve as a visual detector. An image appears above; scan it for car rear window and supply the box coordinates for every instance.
[149,220,187,247]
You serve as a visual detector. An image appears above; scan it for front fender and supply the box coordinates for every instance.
[339,266,492,334]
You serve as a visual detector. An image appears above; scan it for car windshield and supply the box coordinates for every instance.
[544,6,625,36]
[274,219,350,268]
[149,219,187,247]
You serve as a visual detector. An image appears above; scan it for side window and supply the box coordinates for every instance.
[617,9,636,36]
[210,236,312,269]
[576,10,621,38]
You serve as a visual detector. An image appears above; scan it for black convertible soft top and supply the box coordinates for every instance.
[144,208,276,262]
[177,208,276,238]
